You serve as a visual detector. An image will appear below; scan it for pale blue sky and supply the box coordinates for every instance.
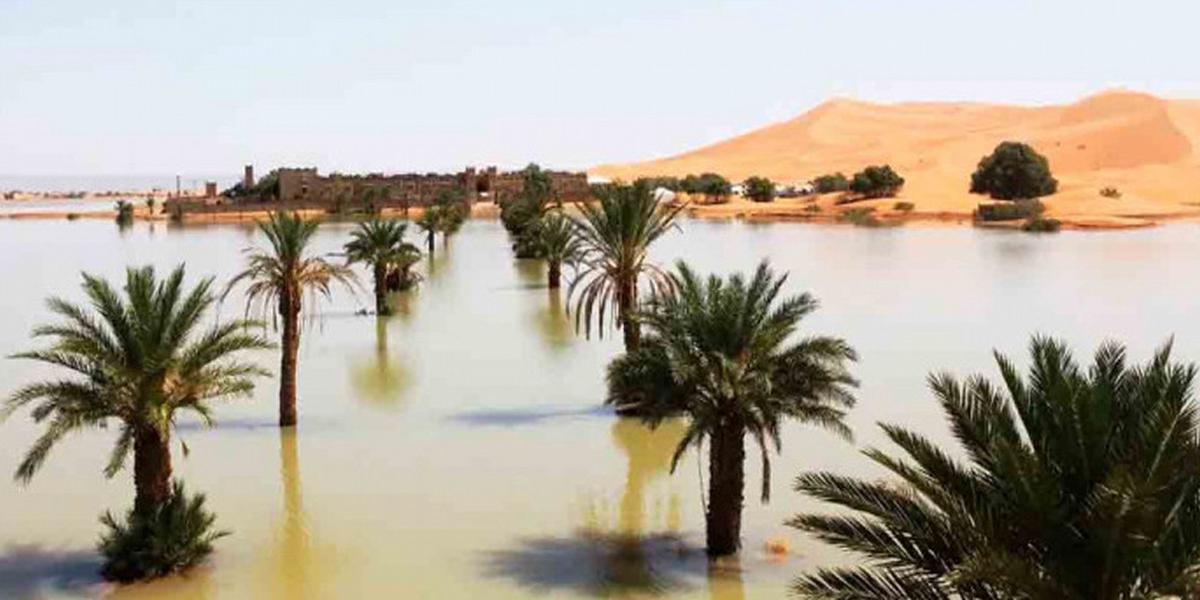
[2,0,1198,176]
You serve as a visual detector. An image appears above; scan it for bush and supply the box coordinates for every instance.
[1022,216,1062,232]
[1100,186,1122,199]
[98,481,227,583]
[66,212,80,221]
[975,199,1045,222]
[893,201,915,213]
[839,207,881,227]
[848,165,905,199]
[680,173,731,203]
[970,141,1058,200]
[743,176,775,203]
[811,172,849,193]
[114,201,135,227]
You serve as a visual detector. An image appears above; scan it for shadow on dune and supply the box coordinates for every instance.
[480,532,703,597]
[445,405,612,427]
[0,544,103,598]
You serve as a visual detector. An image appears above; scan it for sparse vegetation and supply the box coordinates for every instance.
[839,207,882,227]
[848,165,905,199]
[1022,215,1062,232]
[1100,186,1122,199]
[892,201,915,213]
[974,199,1045,222]
[681,173,731,204]
[743,176,776,203]
[970,141,1058,200]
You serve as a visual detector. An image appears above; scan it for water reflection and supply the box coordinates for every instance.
[531,289,575,352]
[349,316,411,408]
[513,259,545,290]
[277,430,310,599]
[483,419,698,597]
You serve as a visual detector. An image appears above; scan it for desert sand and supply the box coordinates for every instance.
[592,90,1200,228]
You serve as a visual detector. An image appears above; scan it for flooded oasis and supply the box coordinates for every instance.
[2,216,1199,599]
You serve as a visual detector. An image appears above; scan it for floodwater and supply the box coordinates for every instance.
[1,217,1198,598]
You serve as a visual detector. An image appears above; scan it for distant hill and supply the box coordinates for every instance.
[592,90,1200,226]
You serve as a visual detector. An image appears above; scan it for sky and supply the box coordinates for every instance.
[2,0,1199,177]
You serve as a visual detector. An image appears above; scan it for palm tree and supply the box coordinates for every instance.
[791,337,1200,599]
[343,218,421,316]
[570,181,684,351]
[607,261,858,556]
[538,211,582,289]
[416,207,440,257]
[3,265,270,513]
[226,212,357,427]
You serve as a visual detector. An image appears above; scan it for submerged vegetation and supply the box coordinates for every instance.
[226,212,357,427]
[99,481,227,582]
[607,261,858,556]
[343,218,422,315]
[3,265,269,580]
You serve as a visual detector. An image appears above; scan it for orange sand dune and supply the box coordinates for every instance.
[592,90,1200,227]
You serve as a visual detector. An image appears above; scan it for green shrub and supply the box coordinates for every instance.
[849,165,905,198]
[839,207,881,227]
[743,176,775,203]
[114,201,135,226]
[1022,216,1062,232]
[970,141,1058,199]
[680,173,731,203]
[1100,186,1122,199]
[811,172,849,193]
[98,481,227,583]
[975,199,1045,222]
[893,201,915,212]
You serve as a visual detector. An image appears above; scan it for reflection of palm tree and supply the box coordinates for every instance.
[278,430,310,599]
[610,418,686,537]
[707,558,746,600]
[349,316,410,407]
[531,289,573,352]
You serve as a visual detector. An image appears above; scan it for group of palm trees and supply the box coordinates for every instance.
[7,181,1200,597]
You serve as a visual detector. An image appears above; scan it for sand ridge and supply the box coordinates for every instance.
[592,90,1200,227]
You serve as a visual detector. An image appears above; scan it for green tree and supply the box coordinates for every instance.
[743,176,776,203]
[114,200,135,227]
[811,173,849,194]
[849,165,905,199]
[970,141,1059,200]
[569,180,683,352]
[792,337,1200,599]
[226,212,357,427]
[606,261,858,556]
[3,266,270,578]
[500,164,555,258]
[538,211,582,289]
[343,219,421,316]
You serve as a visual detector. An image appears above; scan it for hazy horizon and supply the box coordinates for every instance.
[4,0,1199,177]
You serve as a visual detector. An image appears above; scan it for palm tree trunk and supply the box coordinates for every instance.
[279,293,301,427]
[133,427,172,514]
[427,233,435,257]
[373,263,389,315]
[548,260,561,289]
[619,277,640,352]
[706,421,745,556]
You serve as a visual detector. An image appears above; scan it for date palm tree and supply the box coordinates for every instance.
[343,218,421,316]
[416,207,440,257]
[3,265,270,513]
[570,181,684,351]
[226,212,357,427]
[607,261,858,556]
[791,337,1200,599]
[538,211,582,289]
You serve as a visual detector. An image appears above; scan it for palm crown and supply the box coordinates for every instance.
[4,265,270,484]
[343,218,421,315]
[607,260,857,555]
[569,181,683,349]
[791,337,1200,599]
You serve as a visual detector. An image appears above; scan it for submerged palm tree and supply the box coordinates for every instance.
[4,265,270,513]
[343,218,421,316]
[791,337,1200,599]
[226,212,357,427]
[416,208,440,256]
[570,181,684,351]
[539,211,582,289]
[607,261,858,556]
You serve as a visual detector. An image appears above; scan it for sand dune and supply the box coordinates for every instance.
[592,90,1200,227]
